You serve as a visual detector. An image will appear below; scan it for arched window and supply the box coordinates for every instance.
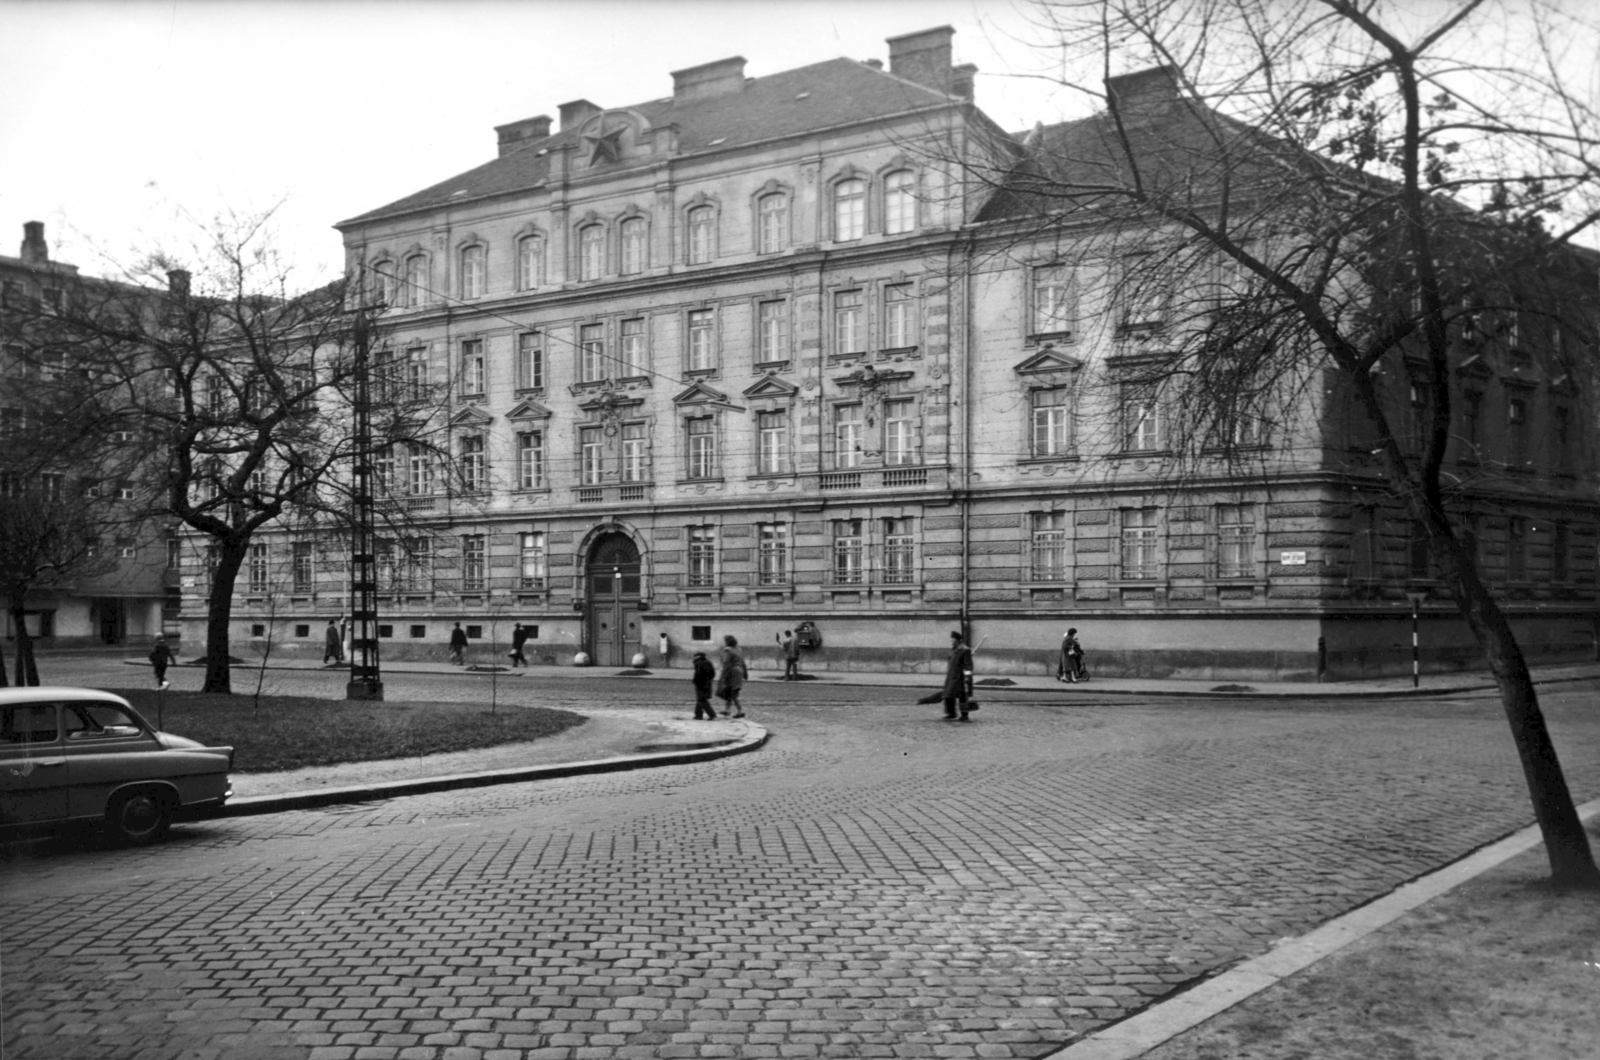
[834,179,865,241]
[884,171,915,235]
[758,193,788,254]
[620,217,646,275]
[403,255,427,307]
[460,245,485,299]
[687,206,714,264]
[579,224,604,281]
[518,236,543,290]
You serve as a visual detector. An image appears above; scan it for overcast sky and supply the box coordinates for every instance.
[2,0,1101,288]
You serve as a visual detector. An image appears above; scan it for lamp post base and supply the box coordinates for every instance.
[345,680,385,701]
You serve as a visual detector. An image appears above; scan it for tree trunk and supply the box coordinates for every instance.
[0,631,8,688]
[1423,502,1600,888]
[8,597,39,687]
[203,540,248,694]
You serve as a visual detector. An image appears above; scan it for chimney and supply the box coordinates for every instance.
[559,99,603,132]
[864,58,883,71]
[886,26,955,94]
[671,57,748,103]
[20,221,48,266]
[495,114,553,157]
[951,63,978,102]
[1105,67,1183,121]
[167,269,191,298]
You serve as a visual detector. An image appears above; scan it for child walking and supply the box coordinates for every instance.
[691,651,717,719]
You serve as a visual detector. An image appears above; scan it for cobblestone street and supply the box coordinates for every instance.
[4,665,1599,1059]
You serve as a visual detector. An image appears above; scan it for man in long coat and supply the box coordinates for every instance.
[941,630,973,722]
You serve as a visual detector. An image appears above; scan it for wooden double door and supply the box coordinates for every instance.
[585,533,642,667]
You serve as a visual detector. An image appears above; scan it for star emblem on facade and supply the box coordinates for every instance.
[584,123,625,166]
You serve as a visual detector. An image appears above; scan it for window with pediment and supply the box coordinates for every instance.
[460,244,486,300]
[834,178,866,242]
[1031,264,1076,339]
[403,254,428,308]
[882,284,915,350]
[883,170,915,235]
[1015,347,1083,462]
[579,224,605,281]
[620,217,647,275]
[758,193,788,254]
[687,205,716,265]
[518,235,544,290]
[758,299,789,365]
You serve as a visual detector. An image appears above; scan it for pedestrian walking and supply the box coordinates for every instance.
[691,651,717,719]
[509,622,529,668]
[715,634,748,718]
[777,629,800,681]
[1059,627,1086,683]
[324,619,344,665]
[941,629,974,722]
[148,637,174,690]
[448,622,468,666]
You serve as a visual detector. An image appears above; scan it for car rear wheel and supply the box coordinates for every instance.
[107,789,172,846]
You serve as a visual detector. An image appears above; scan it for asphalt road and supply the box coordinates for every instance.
[5,663,1599,1060]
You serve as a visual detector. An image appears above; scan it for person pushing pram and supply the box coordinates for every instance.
[1057,628,1088,683]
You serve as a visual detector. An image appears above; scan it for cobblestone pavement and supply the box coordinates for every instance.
[4,664,1599,1060]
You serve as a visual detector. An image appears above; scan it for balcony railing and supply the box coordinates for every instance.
[820,467,936,490]
[820,472,861,491]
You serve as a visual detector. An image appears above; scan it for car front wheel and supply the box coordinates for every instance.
[107,789,172,846]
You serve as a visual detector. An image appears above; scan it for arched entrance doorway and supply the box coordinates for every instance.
[585,532,642,667]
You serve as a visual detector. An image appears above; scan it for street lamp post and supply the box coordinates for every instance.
[347,302,384,701]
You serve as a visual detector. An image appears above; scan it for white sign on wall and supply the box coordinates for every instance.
[1280,551,1308,566]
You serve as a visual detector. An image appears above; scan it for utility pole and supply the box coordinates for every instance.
[347,299,383,700]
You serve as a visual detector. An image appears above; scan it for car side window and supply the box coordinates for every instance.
[64,703,143,740]
[1,705,61,744]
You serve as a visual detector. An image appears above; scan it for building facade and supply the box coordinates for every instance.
[1,222,178,649]
[180,28,1599,679]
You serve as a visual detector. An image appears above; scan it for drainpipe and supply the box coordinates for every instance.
[959,233,974,644]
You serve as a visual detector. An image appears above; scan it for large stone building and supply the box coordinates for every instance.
[1,222,178,648]
[188,27,1598,679]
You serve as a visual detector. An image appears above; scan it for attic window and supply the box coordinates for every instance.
[708,137,727,146]
[795,92,811,100]
[450,189,468,198]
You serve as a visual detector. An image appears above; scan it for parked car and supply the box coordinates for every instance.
[0,687,232,845]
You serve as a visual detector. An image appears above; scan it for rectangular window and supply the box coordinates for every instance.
[1462,390,1482,449]
[1217,505,1254,579]
[883,284,914,349]
[758,194,788,254]
[461,246,485,300]
[835,180,865,241]
[580,225,604,281]
[1408,520,1430,579]
[687,310,715,371]
[580,426,604,485]
[1124,387,1163,451]
[519,237,542,290]
[834,404,863,469]
[621,422,647,483]
[687,207,714,264]
[1553,405,1571,473]
[833,519,864,584]
[402,537,432,592]
[166,538,181,570]
[1031,512,1067,582]
[248,543,269,593]
[1507,517,1527,580]
[580,323,606,383]
[686,416,717,479]
[1031,388,1070,457]
[404,255,426,307]
[884,399,916,466]
[758,522,790,585]
[1121,508,1159,580]
[517,431,545,490]
[883,517,915,584]
[405,348,427,401]
[1120,254,1167,329]
[688,525,717,587]
[757,409,788,475]
[1507,396,1528,466]
[619,317,645,377]
[409,451,433,495]
[517,333,544,390]
[519,531,547,589]
[460,434,486,492]
[373,348,395,404]
[834,291,863,355]
[758,300,788,363]
[1553,522,1569,581]
[1032,265,1074,336]
[884,171,915,235]
[620,219,646,275]
[461,535,486,591]
[374,445,395,493]
[292,542,313,593]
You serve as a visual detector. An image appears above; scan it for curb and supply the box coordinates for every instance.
[206,722,769,819]
[1038,794,1600,1060]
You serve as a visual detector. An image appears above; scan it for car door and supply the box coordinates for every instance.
[62,700,164,819]
[0,702,69,826]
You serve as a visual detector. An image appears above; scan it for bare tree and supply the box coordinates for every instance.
[951,0,1600,885]
[5,212,457,694]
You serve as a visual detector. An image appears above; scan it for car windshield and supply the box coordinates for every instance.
[63,703,144,739]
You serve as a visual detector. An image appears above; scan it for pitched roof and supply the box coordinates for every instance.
[341,58,960,228]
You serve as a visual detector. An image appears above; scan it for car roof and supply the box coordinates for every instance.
[0,687,134,708]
